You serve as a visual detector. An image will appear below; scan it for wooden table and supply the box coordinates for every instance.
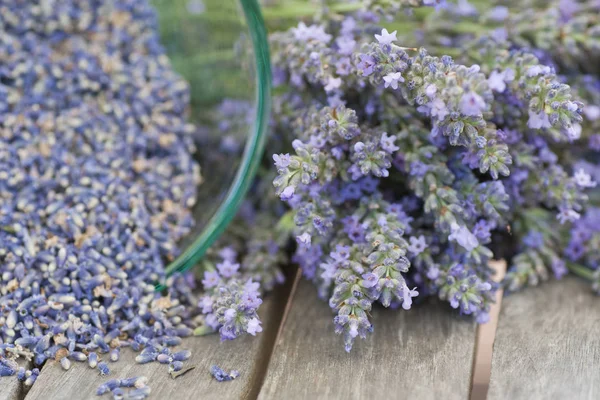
[2,267,599,400]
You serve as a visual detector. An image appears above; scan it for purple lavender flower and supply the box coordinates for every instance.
[336,36,356,56]
[383,72,404,89]
[202,271,221,289]
[409,161,429,177]
[273,154,291,169]
[407,235,428,256]
[296,232,312,248]
[523,231,545,249]
[374,28,397,45]
[217,260,240,278]
[357,54,376,77]
[527,110,552,129]
[325,77,343,92]
[574,169,597,188]
[488,6,509,21]
[589,135,600,151]
[268,0,593,351]
[584,106,600,121]
[557,207,581,224]
[459,91,487,116]
[448,224,479,252]
[246,318,262,336]
[551,259,568,279]
[292,22,332,43]
[380,132,399,153]
[361,273,379,288]
[280,186,296,201]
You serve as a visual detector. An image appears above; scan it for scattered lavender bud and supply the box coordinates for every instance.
[98,362,110,376]
[60,357,71,371]
[135,352,156,365]
[125,386,151,399]
[0,365,16,377]
[97,379,120,395]
[156,354,172,364]
[111,387,125,399]
[110,349,120,363]
[119,376,148,388]
[88,353,99,369]
[24,369,40,386]
[171,350,191,361]
[210,365,239,382]
[169,361,184,373]
[71,352,88,362]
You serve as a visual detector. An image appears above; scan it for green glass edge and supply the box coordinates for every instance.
[156,0,271,290]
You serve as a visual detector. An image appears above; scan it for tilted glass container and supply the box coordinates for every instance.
[151,0,270,286]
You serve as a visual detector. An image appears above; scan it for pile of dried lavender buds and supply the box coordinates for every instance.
[0,0,214,397]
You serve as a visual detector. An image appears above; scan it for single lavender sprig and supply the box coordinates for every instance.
[327,197,416,351]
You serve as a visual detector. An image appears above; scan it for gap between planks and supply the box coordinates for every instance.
[470,259,507,400]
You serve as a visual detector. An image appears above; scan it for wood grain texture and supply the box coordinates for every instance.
[488,277,600,400]
[25,284,290,400]
[258,279,477,400]
[0,359,30,400]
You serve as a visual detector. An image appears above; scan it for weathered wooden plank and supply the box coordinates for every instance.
[488,277,600,400]
[258,278,477,400]
[25,284,290,400]
[0,377,22,400]
[0,359,30,400]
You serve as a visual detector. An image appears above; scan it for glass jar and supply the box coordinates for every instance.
[151,0,271,282]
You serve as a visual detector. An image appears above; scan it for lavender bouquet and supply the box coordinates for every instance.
[247,0,598,352]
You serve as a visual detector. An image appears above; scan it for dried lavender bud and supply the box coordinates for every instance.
[0,0,218,386]
[135,348,158,365]
[60,357,71,371]
[111,387,125,400]
[110,349,120,363]
[125,386,151,400]
[210,365,239,382]
[171,350,191,362]
[70,352,88,362]
[17,367,26,381]
[156,354,172,364]
[168,361,184,373]
[88,353,99,369]
[119,376,148,388]
[0,364,16,377]
[98,362,110,376]
[24,368,40,386]
[97,379,121,395]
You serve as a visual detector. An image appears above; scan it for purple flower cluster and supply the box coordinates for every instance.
[267,1,596,350]
[198,259,264,341]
